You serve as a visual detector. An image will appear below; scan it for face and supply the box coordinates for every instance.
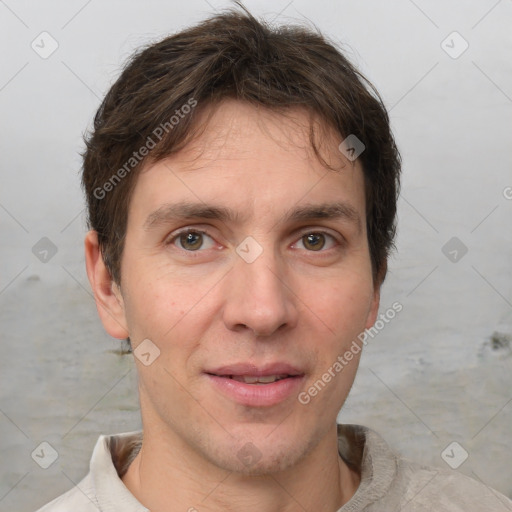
[96,99,379,474]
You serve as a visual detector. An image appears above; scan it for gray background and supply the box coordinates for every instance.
[1,0,511,510]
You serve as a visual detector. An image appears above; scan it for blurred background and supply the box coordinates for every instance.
[1,0,511,509]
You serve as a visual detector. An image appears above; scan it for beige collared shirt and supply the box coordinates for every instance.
[36,424,512,511]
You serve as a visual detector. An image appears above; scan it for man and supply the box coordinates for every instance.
[37,4,512,511]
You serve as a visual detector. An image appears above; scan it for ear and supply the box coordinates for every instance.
[84,230,129,339]
[365,283,381,330]
[365,264,384,330]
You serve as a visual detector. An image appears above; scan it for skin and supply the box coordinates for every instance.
[85,99,381,512]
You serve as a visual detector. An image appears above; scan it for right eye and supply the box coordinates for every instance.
[166,229,217,252]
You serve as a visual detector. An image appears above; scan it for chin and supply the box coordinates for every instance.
[218,446,303,476]
[201,429,318,476]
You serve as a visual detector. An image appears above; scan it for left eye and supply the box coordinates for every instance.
[294,232,337,251]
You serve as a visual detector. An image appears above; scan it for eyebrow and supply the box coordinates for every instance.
[143,200,362,232]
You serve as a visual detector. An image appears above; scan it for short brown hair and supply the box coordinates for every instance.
[81,3,401,285]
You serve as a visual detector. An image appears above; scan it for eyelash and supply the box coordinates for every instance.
[165,228,342,255]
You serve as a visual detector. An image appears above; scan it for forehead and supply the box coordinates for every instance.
[130,99,366,227]
[158,99,348,170]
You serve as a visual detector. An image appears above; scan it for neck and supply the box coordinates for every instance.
[122,424,360,512]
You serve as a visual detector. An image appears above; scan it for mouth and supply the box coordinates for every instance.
[204,363,305,407]
[219,374,293,384]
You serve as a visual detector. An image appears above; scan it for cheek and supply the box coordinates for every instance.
[121,273,182,343]
[301,279,373,391]
[309,275,374,340]
[122,273,212,375]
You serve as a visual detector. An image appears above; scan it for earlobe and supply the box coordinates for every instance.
[84,230,129,339]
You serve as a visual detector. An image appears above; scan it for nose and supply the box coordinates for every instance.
[221,247,299,337]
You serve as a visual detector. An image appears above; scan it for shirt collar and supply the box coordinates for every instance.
[336,424,397,510]
[89,424,397,511]
[90,431,148,512]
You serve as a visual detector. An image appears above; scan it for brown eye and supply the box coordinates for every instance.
[179,232,203,250]
[169,230,216,252]
[302,233,326,251]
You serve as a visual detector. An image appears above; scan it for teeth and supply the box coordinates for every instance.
[255,375,279,383]
[240,376,259,384]
[230,374,288,384]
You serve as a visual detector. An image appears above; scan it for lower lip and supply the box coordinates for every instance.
[206,374,305,407]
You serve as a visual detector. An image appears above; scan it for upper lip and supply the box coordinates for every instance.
[205,362,304,377]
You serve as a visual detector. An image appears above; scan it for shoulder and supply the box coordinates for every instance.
[392,457,512,511]
[34,474,99,512]
[34,431,144,512]
[338,424,512,511]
